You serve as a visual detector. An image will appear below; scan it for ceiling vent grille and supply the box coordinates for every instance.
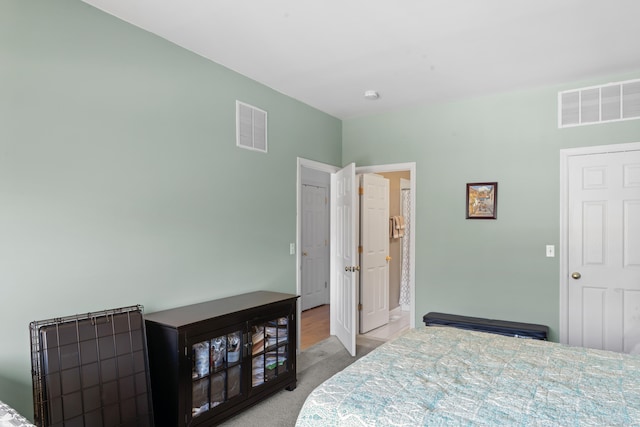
[236,101,267,153]
[559,78,640,128]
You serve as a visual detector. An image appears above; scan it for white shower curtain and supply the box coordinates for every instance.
[400,188,411,310]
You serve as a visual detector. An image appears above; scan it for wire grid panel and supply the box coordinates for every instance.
[30,306,154,427]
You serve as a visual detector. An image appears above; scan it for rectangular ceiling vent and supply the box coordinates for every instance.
[559,78,640,128]
[236,101,267,153]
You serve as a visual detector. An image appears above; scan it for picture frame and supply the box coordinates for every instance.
[466,182,498,219]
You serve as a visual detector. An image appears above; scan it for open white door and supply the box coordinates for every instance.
[331,163,357,356]
[359,173,390,333]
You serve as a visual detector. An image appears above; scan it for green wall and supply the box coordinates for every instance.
[0,0,341,418]
[343,71,640,343]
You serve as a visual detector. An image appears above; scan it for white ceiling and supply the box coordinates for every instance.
[82,0,640,119]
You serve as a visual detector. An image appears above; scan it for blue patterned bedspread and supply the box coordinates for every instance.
[296,326,640,426]
[0,401,34,427]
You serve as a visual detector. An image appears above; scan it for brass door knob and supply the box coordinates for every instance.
[302,252,308,256]
[571,272,581,280]
[386,256,392,262]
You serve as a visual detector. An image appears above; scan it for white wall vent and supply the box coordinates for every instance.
[236,101,267,153]
[558,78,640,128]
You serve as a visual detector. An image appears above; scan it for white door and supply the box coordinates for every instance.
[331,163,357,356]
[359,174,390,333]
[567,148,640,353]
[301,184,329,311]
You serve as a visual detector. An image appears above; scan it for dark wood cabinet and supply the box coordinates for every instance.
[144,291,298,426]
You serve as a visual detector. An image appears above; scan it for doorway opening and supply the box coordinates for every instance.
[296,159,416,353]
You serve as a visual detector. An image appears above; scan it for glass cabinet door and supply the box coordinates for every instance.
[191,330,243,419]
[251,316,289,388]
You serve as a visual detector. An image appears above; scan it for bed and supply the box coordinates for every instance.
[0,401,35,427]
[296,326,640,426]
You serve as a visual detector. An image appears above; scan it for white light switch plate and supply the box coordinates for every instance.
[290,243,296,255]
[546,245,555,257]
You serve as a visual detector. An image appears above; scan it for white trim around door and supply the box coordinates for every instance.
[356,163,417,330]
[296,158,339,352]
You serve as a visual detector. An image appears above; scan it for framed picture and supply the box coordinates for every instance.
[466,182,498,219]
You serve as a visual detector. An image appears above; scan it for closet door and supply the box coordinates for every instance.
[301,184,329,310]
[567,149,640,352]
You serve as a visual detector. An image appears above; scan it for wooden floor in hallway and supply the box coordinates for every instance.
[300,304,330,350]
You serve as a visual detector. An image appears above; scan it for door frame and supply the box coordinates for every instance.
[559,141,640,345]
[296,159,417,352]
[296,158,340,350]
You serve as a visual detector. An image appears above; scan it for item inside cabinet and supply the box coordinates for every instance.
[251,317,289,387]
[227,332,241,363]
[193,342,209,379]
[190,330,243,419]
[252,357,264,387]
[211,337,226,369]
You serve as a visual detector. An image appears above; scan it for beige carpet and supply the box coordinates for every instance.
[218,335,384,427]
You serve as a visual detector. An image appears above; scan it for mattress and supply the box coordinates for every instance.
[296,326,640,426]
[0,401,35,427]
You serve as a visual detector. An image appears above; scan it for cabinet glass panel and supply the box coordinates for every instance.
[227,365,241,399]
[191,330,243,418]
[210,372,226,408]
[251,317,289,388]
[192,378,209,417]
